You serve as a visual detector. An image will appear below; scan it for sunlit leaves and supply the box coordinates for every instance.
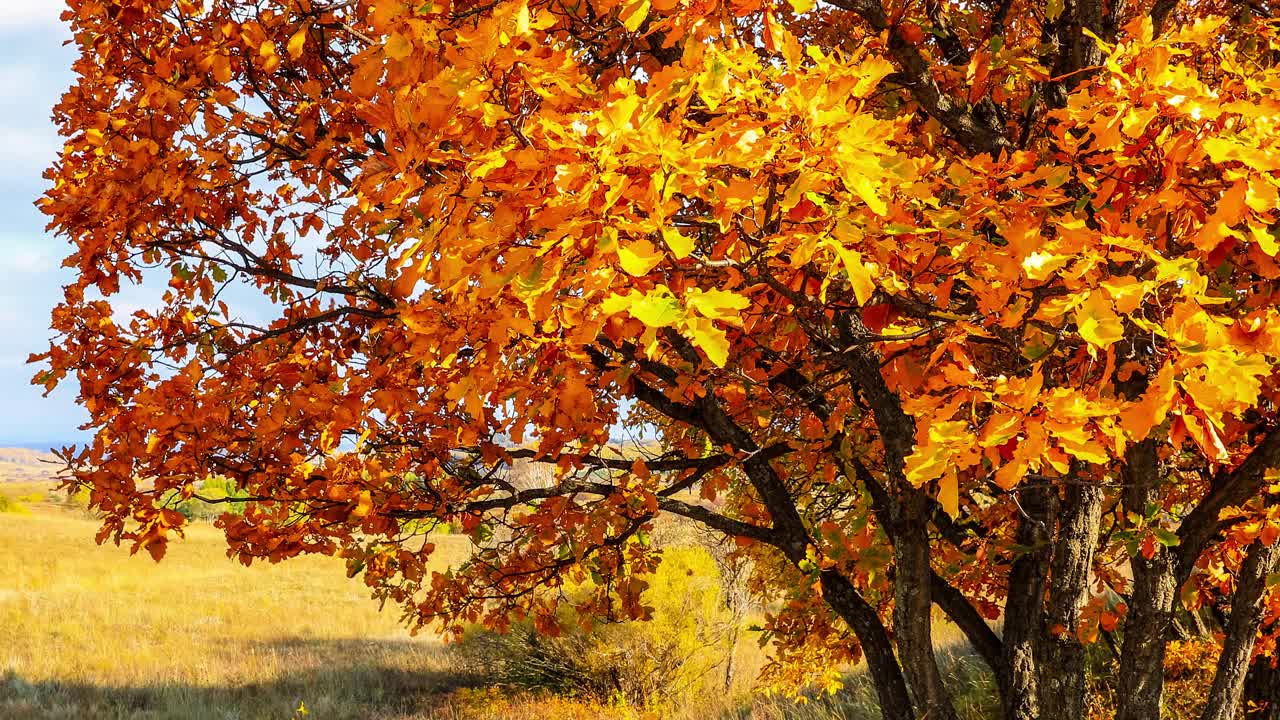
[36,0,1280,693]
[1074,291,1125,350]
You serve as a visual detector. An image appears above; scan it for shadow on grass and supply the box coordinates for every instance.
[0,637,482,720]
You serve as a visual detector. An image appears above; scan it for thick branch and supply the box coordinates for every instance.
[825,0,1011,156]
[1177,429,1280,585]
[1201,540,1280,720]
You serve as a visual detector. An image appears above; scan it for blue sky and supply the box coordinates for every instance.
[0,2,86,449]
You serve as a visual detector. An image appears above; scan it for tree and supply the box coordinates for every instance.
[35,0,1280,717]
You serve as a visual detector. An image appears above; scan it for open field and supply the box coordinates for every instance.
[0,496,476,720]
[0,449,60,485]
[0,486,998,720]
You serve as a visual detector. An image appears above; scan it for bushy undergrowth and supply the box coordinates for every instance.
[460,546,738,707]
[0,493,29,514]
[162,476,250,521]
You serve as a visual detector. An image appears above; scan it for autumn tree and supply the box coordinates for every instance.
[36,0,1280,716]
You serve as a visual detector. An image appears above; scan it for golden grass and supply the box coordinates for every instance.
[0,502,473,719]
[0,492,998,720]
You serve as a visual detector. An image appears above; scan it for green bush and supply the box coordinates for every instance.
[164,476,251,522]
[460,546,738,707]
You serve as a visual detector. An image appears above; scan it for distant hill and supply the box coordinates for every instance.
[0,447,62,484]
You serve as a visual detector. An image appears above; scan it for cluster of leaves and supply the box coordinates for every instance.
[33,0,1280,717]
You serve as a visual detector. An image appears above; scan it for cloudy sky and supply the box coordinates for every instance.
[0,1,85,448]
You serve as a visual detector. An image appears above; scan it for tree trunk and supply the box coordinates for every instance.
[1246,656,1280,720]
[1201,540,1280,720]
[1039,481,1103,717]
[1002,484,1056,720]
[819,570,915,720]
[1118,439,1178,720]
[888,492,961,720]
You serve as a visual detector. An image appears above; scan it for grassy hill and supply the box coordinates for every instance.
[0,448,60,484]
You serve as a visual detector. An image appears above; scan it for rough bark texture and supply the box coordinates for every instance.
[1118,439,1178,720]
[1246,657,1280,720]
[891,499,960,720]
[1201,541,1280,720]
[820,571,915,720]
[835,311,960,720]
[1002,484,1057,720]
[1039,482,1103,718]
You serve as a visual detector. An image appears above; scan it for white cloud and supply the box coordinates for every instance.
[8,246,55,274]
[0,0,69,32]
[0,124,61,177]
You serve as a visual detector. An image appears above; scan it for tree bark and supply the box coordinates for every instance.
[890,495,961,720]
[1002,484,1057,720]
[835,312,960,720]
[1201,540,1280,720]
[1246,656,1280,720]
[1118,439,1178,720]
[1039,481,1103,718]
[820,570,915,720]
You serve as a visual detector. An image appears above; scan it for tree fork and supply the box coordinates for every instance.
[1117,439,1177,720]
[1039,480,1103,717]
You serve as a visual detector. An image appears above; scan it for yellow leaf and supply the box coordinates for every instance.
[827,240,877,305]
[661,227,693,259]
[385,32,413,62]
[619,0,650,31]
[603,288,684,327]
[938,470,959,520]
[685,288,750,323]
[600,93,640,135]
[351,490,373,519]
[685,316,730,366]
[788,0,816,12]
[617,239,663,276]
[1249,222,1279,256]
[287,27,307,59]
[851,57,896,98]
[1075,291,1124,349]
[846,173,887,216]
[516,0,531,34]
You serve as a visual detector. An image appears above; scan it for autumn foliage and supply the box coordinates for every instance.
[35,0,1280,717]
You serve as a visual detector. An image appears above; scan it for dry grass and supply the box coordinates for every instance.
[0,490,999,720]
[0,449,60,485]
[0,500,474,719]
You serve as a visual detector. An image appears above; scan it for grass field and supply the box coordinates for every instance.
[0,498,478,720]
[0,487,999,720]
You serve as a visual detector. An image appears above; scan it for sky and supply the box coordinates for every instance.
[0,1,86,449]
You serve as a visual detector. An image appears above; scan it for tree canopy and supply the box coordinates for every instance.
[36,0,1280,717]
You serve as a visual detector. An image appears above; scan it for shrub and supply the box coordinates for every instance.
[0,494,30,514]
[460,546,738,707]
[165,476,250,522]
